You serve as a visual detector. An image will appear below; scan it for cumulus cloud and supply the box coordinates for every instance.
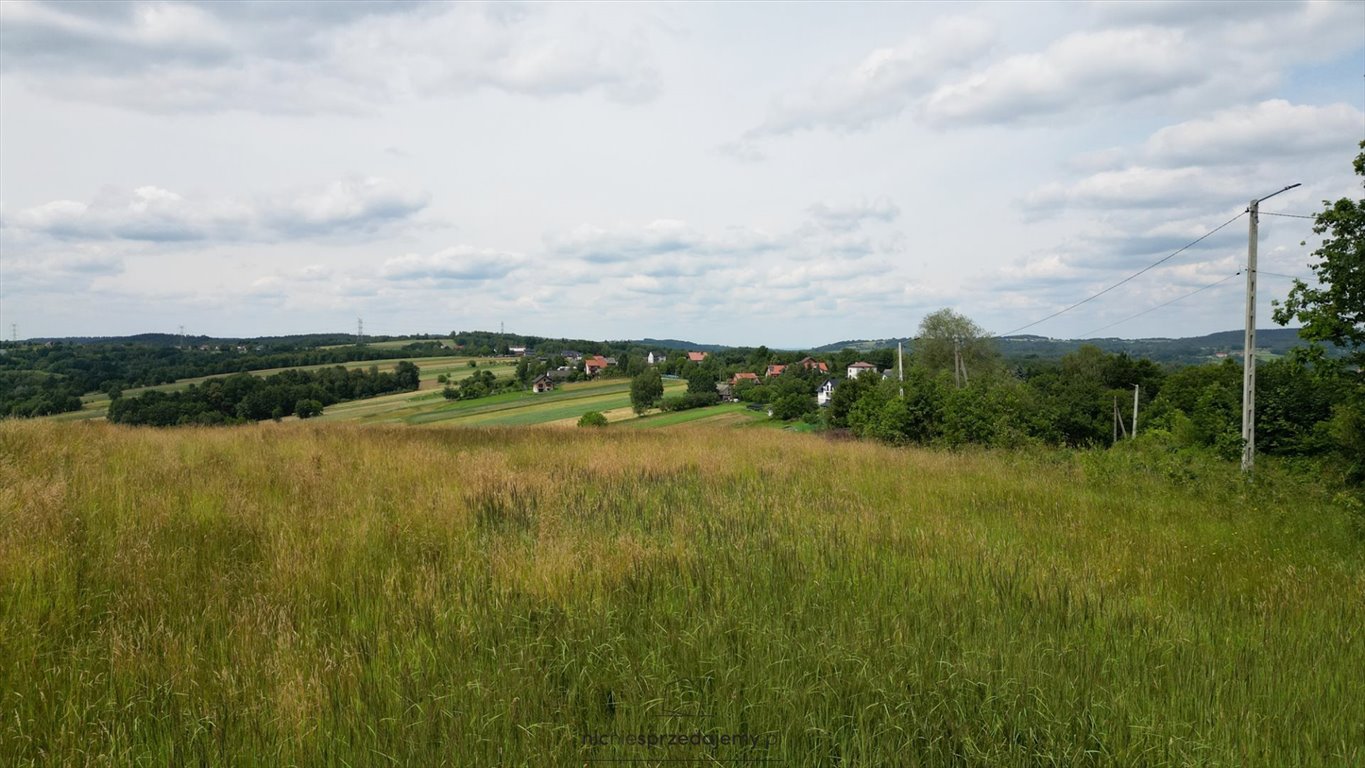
[745,16,995,138]
[549,219,704,263]
[923,26,1202,126]
[737,1,1361,141]
[1022,167,1244,214]
[1143,100,1365,167]
[0,244,126,293]
[0,1,661,113]
[806,198,901,231]
[4,178,429,242]
[381,245,525,282]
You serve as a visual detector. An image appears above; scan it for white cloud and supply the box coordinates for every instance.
[746,16,995,137]
[923,26,1203,126]
[0,1,662,114]
[1143,100,1365,167]
[381,246,525,282]
[4,178,429,242]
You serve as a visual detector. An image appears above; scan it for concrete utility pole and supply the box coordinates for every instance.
[1242,183,1300,474]
[897,341,904,398]
[1132,384,1139,440]
[357,317,364,345]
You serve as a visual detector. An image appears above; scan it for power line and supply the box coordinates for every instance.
[1256,269,1313,280]
[1079,271,1243,338]
[997,210,1247,337]
[1260,211,1316,220]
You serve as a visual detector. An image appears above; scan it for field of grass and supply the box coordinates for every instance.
[314,376,688,427]
[2,420,1361,766]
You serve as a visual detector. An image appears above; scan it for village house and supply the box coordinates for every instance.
[509,346,527,356]
[687,351,708,363]
[584,355,610,376]
[847,361,878,379]
[817,379,837,407]
[731,371,760,387]
[647,351,667,365]
[765,364,786,378]
[561,350,583,361]
[532,374,555,393]
[797,356,829,373]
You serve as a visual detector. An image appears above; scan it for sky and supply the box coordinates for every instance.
[1,0,1362,347]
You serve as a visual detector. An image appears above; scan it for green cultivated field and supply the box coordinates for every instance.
[2,421,1362,766]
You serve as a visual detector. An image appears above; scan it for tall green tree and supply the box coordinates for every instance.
[1273,140,1365,368]
[630,368,664,415]
[913,308,997,387]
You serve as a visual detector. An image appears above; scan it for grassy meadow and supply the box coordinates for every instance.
[1,420,1362,766]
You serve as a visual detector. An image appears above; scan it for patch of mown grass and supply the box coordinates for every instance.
[0,421,1361,766]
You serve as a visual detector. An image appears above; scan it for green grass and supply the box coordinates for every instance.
[1,421,1361,766]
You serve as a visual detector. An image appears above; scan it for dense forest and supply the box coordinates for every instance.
[106,362,420,426]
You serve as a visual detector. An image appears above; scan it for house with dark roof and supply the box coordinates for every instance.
[532,374,555,393]
[817,379,837,407]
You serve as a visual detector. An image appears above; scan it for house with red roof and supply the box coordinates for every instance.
[765,364,786,378]
[797,356,829,373]
[730,371,760,386]
[847,361,878,379]
[687,351,708,362]
[584,355,610,376]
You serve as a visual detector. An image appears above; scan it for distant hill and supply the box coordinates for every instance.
[628,338,731,352]
[813,328,1335,365]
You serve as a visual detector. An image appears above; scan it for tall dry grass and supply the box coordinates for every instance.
[1,420,1361,766]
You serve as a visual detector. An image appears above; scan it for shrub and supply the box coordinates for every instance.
[660,392,720,412]
[577,411,609,427]
[295,399,323,419]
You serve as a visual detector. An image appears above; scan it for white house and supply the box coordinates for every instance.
[532,374,555,393]
[817,379,837,407]
[847,361,878,379]
[647,351,667,365]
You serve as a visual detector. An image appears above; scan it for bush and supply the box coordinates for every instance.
[769,392,816,421]
[295,399,323,419]
[577,411,609,427]
[659,392,720,412]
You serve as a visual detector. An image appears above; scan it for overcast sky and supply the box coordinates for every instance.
[1,0,1362,346]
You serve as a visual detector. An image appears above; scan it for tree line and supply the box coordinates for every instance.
[107,362,420,426]
[0,340,451,418]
